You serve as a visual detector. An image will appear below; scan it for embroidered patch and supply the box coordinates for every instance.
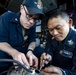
[68,40,74,45]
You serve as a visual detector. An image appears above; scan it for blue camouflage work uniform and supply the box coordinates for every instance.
[0,12,44,74]
[45,28,76,75]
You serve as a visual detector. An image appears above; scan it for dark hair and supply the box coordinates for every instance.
[46,10,70,23]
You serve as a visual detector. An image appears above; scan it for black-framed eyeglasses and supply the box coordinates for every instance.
[23,6,40,22]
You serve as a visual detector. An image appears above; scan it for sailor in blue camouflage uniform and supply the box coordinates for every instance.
[40,10,76,75]
[0,0,44,74]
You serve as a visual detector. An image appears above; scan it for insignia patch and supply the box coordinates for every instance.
[68,40,74,45]
[34,0,43,9]
[37,0,43,9]
[59,50,73,58]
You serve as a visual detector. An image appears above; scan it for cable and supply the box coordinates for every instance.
[0,59,32,73]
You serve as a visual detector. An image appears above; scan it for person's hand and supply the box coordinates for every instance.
[26,51,38,68]
[40,66,63,75]
[12,51,29,67]
[40,52,52,68]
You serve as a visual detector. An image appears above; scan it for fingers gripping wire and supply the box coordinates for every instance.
[0,59,32,75]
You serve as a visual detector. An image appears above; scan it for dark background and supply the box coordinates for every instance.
[0,0,76,14]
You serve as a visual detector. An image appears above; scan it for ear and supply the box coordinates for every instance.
[68,18,73,28]
[20,5,28,13]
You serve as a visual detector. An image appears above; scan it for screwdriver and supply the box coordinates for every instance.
[39,59,45,71]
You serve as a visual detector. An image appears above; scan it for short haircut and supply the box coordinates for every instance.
[46,10,70,23]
